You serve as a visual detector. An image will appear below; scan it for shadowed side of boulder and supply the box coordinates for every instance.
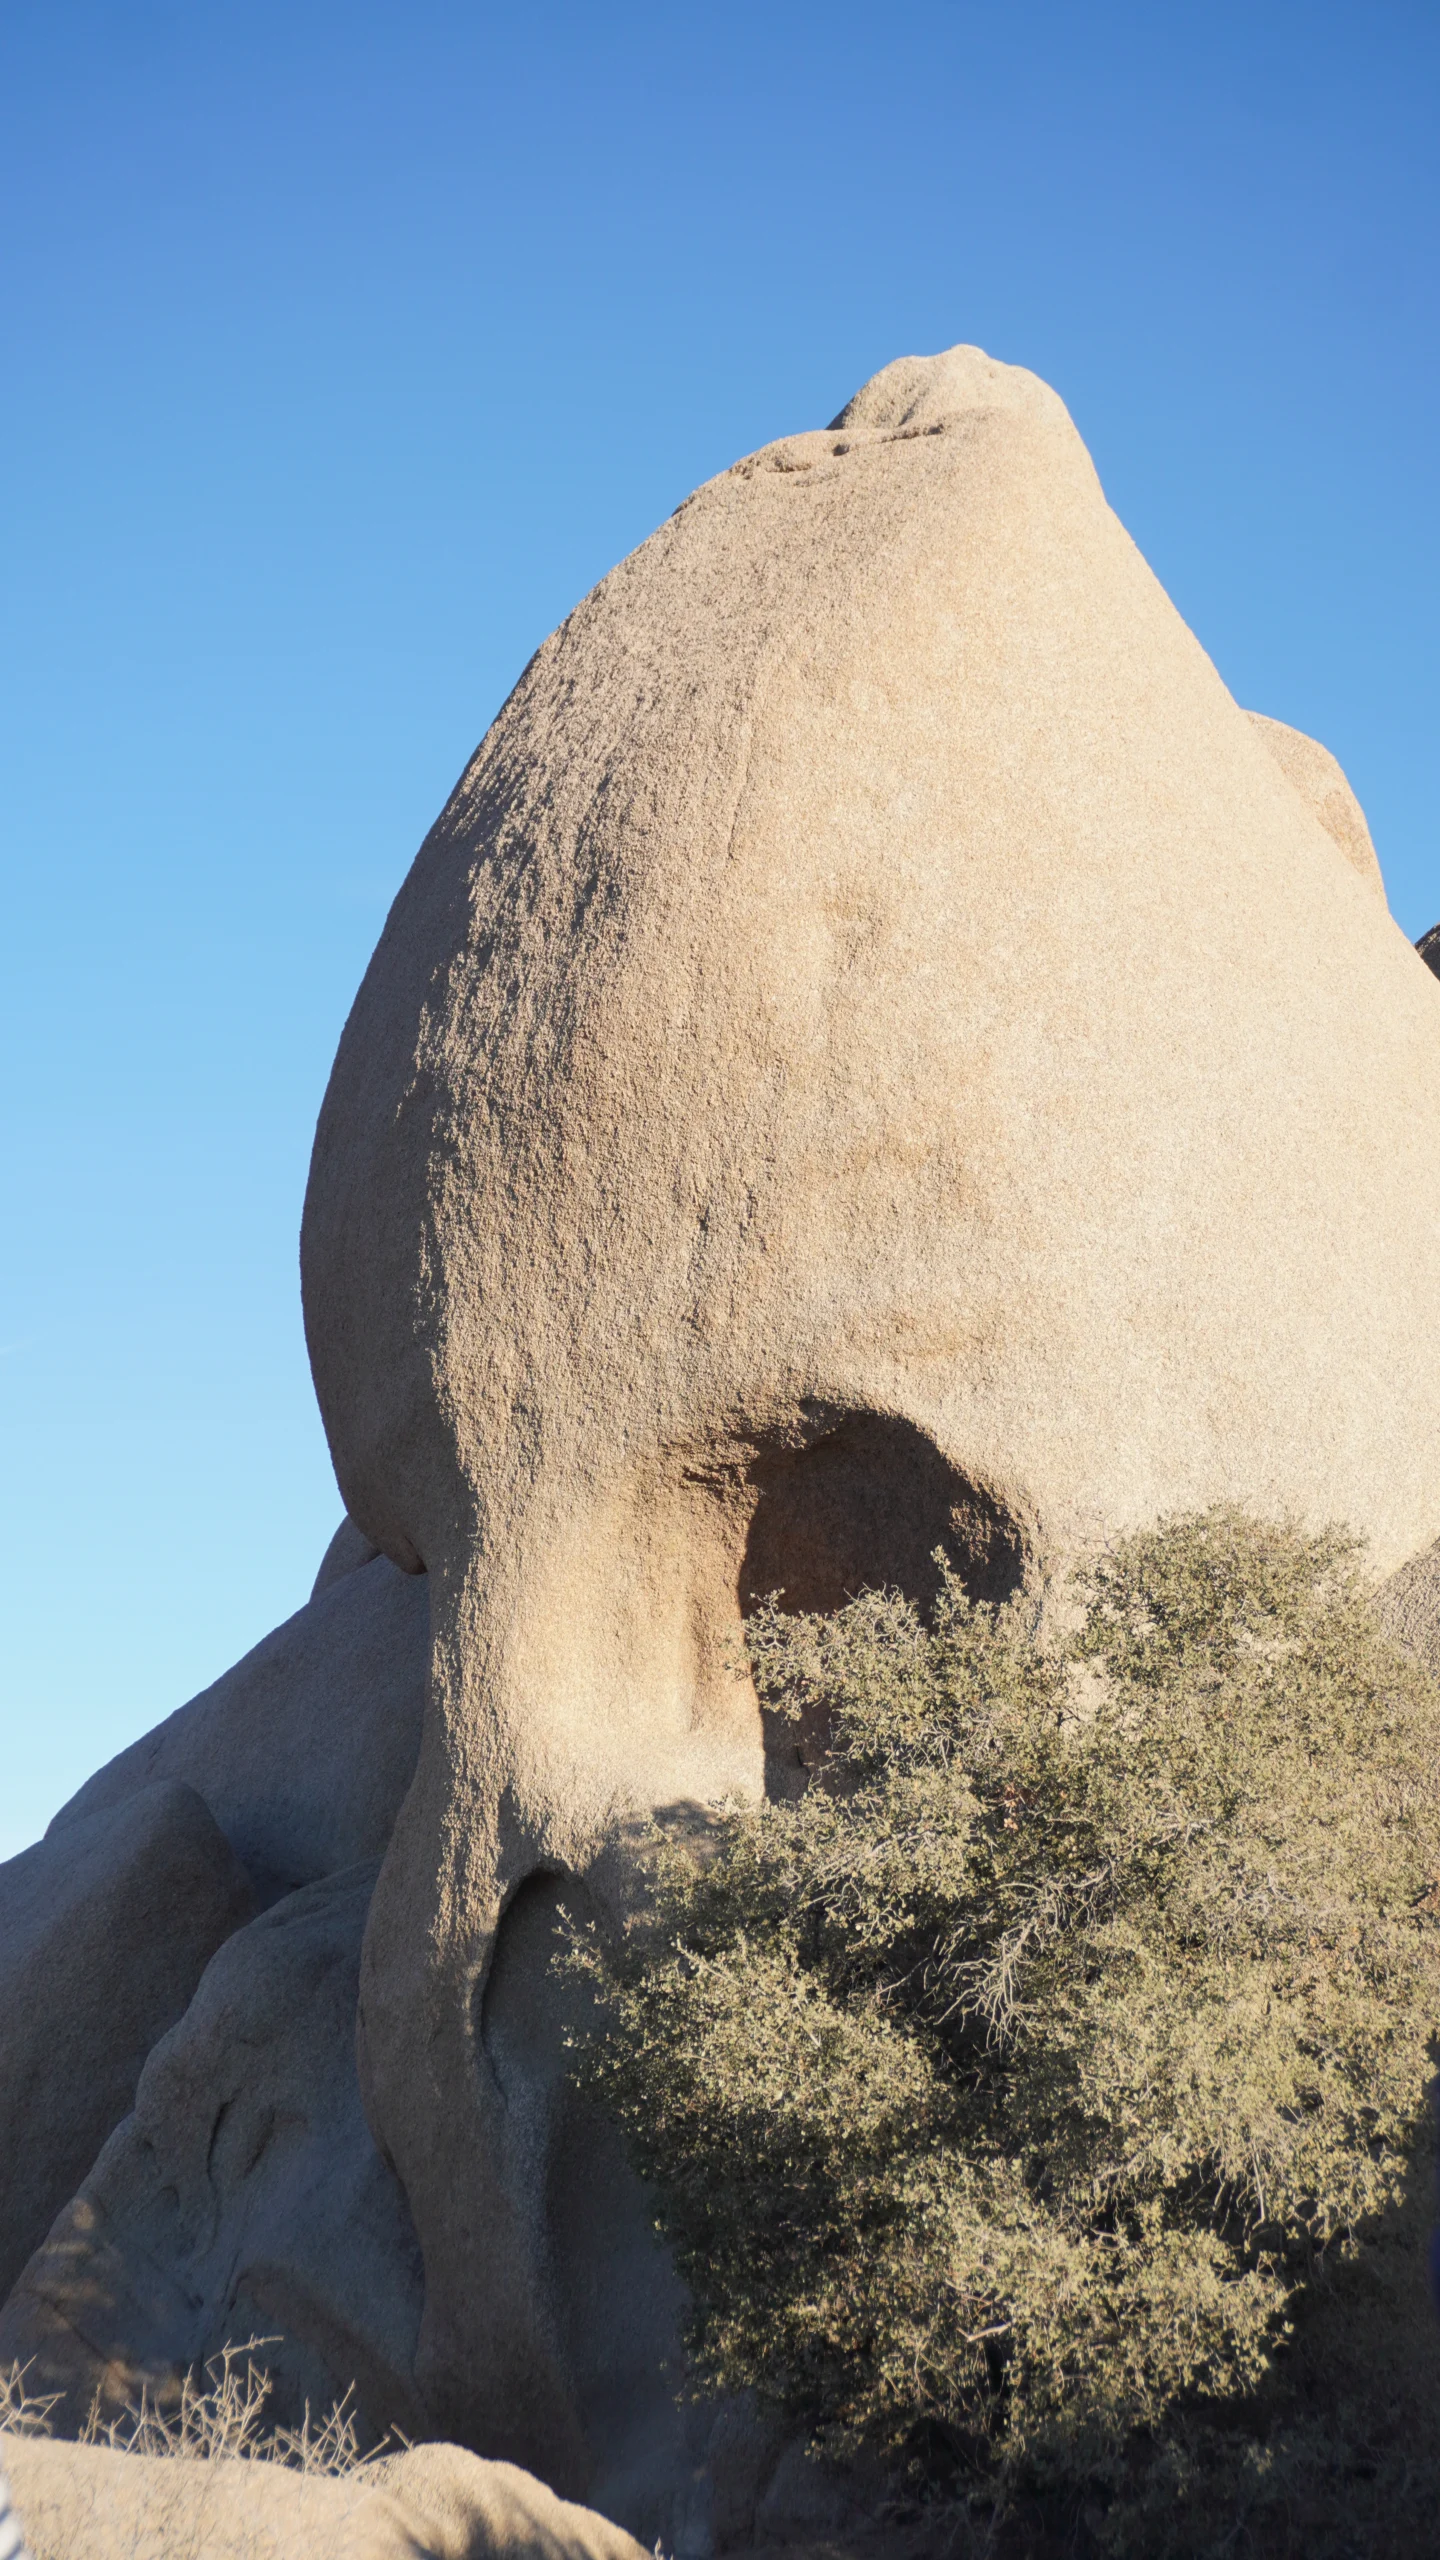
[48,1554,428,1905]
[311,1513,384,1598]
[0,1865,425,2449]
[0,1783,254,2305]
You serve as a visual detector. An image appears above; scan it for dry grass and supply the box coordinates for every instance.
[0,2343,388,2477]
[0,2366,57,2442]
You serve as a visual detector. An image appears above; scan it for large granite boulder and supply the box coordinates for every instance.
[297,342,1440,2472]
[0,1782,254,2304]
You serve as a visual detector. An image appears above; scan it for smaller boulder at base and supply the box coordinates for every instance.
[0,2436,652,2560]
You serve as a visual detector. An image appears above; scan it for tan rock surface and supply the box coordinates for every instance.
[0,2435,650,2560]
[1,2436,405,2560]
[0,1785,254,2305]
[1244,709,1385,898]
[299,342,1440,2476]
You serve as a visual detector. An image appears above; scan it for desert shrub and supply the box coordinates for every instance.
[571,1510,1440,2554]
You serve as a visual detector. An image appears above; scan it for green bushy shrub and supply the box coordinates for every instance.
[571,1510,1440,2554]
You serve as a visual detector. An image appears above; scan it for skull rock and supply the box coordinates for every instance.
[299,346,1440,2471]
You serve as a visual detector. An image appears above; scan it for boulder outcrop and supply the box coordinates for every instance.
[0,1812,696,2548]
[298,342,1440,2475]
[0,1864,424,2446]
[0,1783,254,2304]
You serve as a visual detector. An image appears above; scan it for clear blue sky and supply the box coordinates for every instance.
[2,0,1436,1858]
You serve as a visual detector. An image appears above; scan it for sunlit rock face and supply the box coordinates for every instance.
[298,343,1440,2483]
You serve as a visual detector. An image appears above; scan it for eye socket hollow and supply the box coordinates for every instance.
[738,1412,1024,1621]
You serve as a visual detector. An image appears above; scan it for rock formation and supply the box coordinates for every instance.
[299,342,1440,2478]
[0,1535,700,2545]
[5,344,1440,2555]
